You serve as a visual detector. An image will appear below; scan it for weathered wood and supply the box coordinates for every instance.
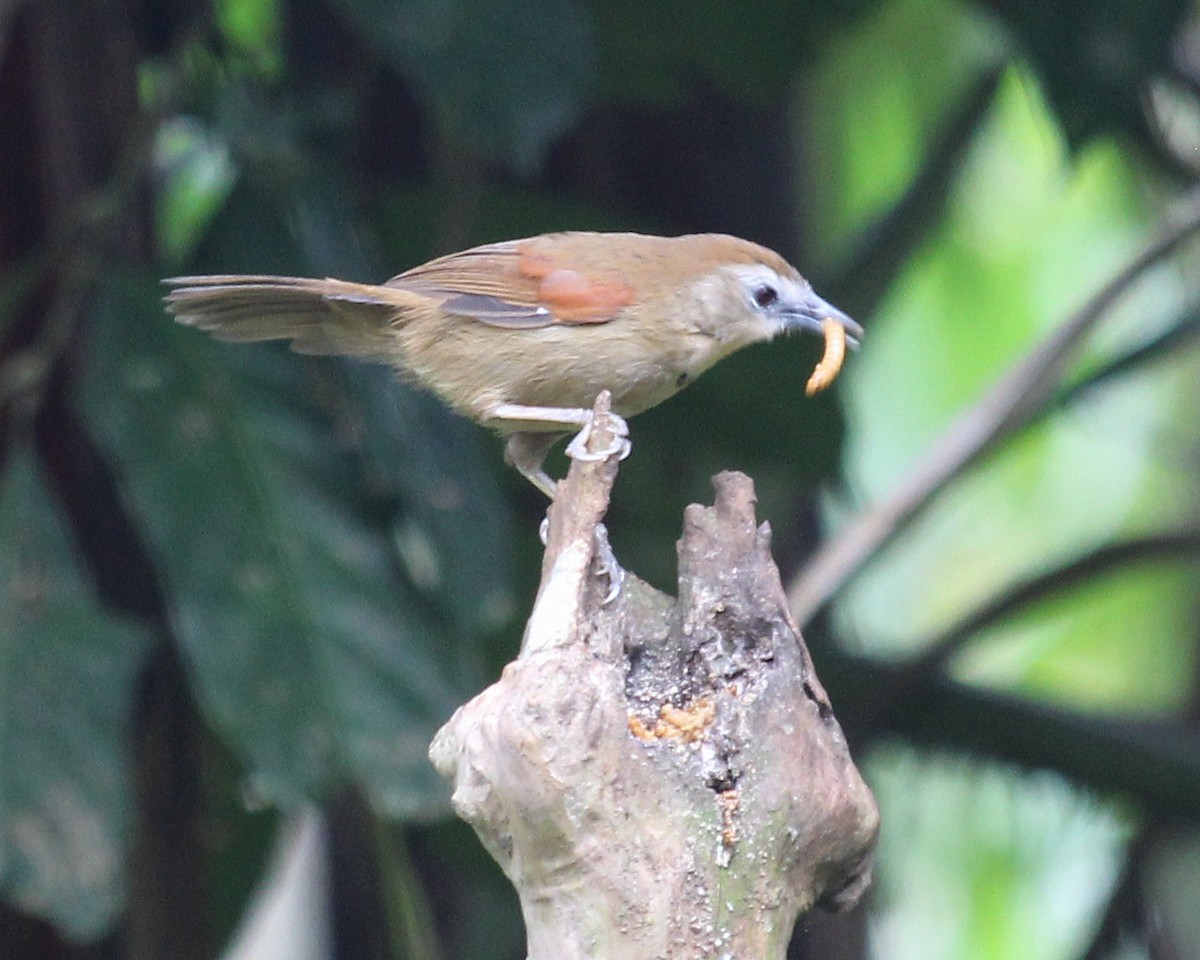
[430,392,878,960]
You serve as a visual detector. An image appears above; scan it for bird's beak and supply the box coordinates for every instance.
[783,290,863,349]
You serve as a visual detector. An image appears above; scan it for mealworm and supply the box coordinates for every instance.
[805,318,847,396]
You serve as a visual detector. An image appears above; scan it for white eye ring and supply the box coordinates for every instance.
[752,284,778,309]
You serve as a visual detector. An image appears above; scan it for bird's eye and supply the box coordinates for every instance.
[753,284,778,309]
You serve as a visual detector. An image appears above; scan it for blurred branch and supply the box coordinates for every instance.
[922,530,1200,662]
[1053,299,1200,409]
[825,65,1004,318]
[789,184,1200,627]
[861,531,1200,729]
[0,28,188,422]
[818,645,1200,823]
[373,823,444,960]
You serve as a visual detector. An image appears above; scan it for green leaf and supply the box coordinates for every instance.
[836,70,1197,713]
[802,0,1004,269]
[153,117,238,265]
[215,0,284,76]
[199,173,520,647]
[81,275,476,817]
[867,746,1128,960]
[0,450,152,940]
[331,0,595,173]
[344,365,517,638]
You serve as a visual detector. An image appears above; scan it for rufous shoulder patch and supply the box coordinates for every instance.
[518,249,636,323]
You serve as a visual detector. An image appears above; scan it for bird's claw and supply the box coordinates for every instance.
[564,411,632,464]
[593,524,623,605]
[537,518,621,603]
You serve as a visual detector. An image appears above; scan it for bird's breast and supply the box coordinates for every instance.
[502,325,709,419]
[392,311,717,429]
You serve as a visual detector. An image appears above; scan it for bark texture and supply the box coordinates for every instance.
[430,393,878,960]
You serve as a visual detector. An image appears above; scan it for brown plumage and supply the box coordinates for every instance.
[164,231,860,495]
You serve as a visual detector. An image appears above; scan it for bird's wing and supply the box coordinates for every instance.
[387,238,637,328]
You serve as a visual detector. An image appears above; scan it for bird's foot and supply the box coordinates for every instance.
[564,410,632,464]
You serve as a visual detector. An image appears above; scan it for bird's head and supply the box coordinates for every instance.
[687,254,862,353]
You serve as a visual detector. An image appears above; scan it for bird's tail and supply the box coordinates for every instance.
[163,275,422,357]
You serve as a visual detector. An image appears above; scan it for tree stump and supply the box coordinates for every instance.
[430,393,878,960]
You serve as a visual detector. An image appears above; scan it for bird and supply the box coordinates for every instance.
[163,231,861,496]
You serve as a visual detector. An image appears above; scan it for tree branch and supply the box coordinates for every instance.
[817,647,1200,823]
[858,530,1200,730]
[789,184,1200,626]
[431,394,879,960]
[1051,299,1200,411]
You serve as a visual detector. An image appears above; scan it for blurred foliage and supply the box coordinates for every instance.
[974,0,1192,146]
[868,745,1128,960]
[0,453,151,940]
[331,0,594,173]
[806,3,1200,956]
[591,0,873,102]
[2,0,1200,958]
[81,278,469,814]
[836,69,1195,708]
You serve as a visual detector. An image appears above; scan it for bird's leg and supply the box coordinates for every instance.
[494,404,631,497]
[499,398,625,601]
[503,431,564,498]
